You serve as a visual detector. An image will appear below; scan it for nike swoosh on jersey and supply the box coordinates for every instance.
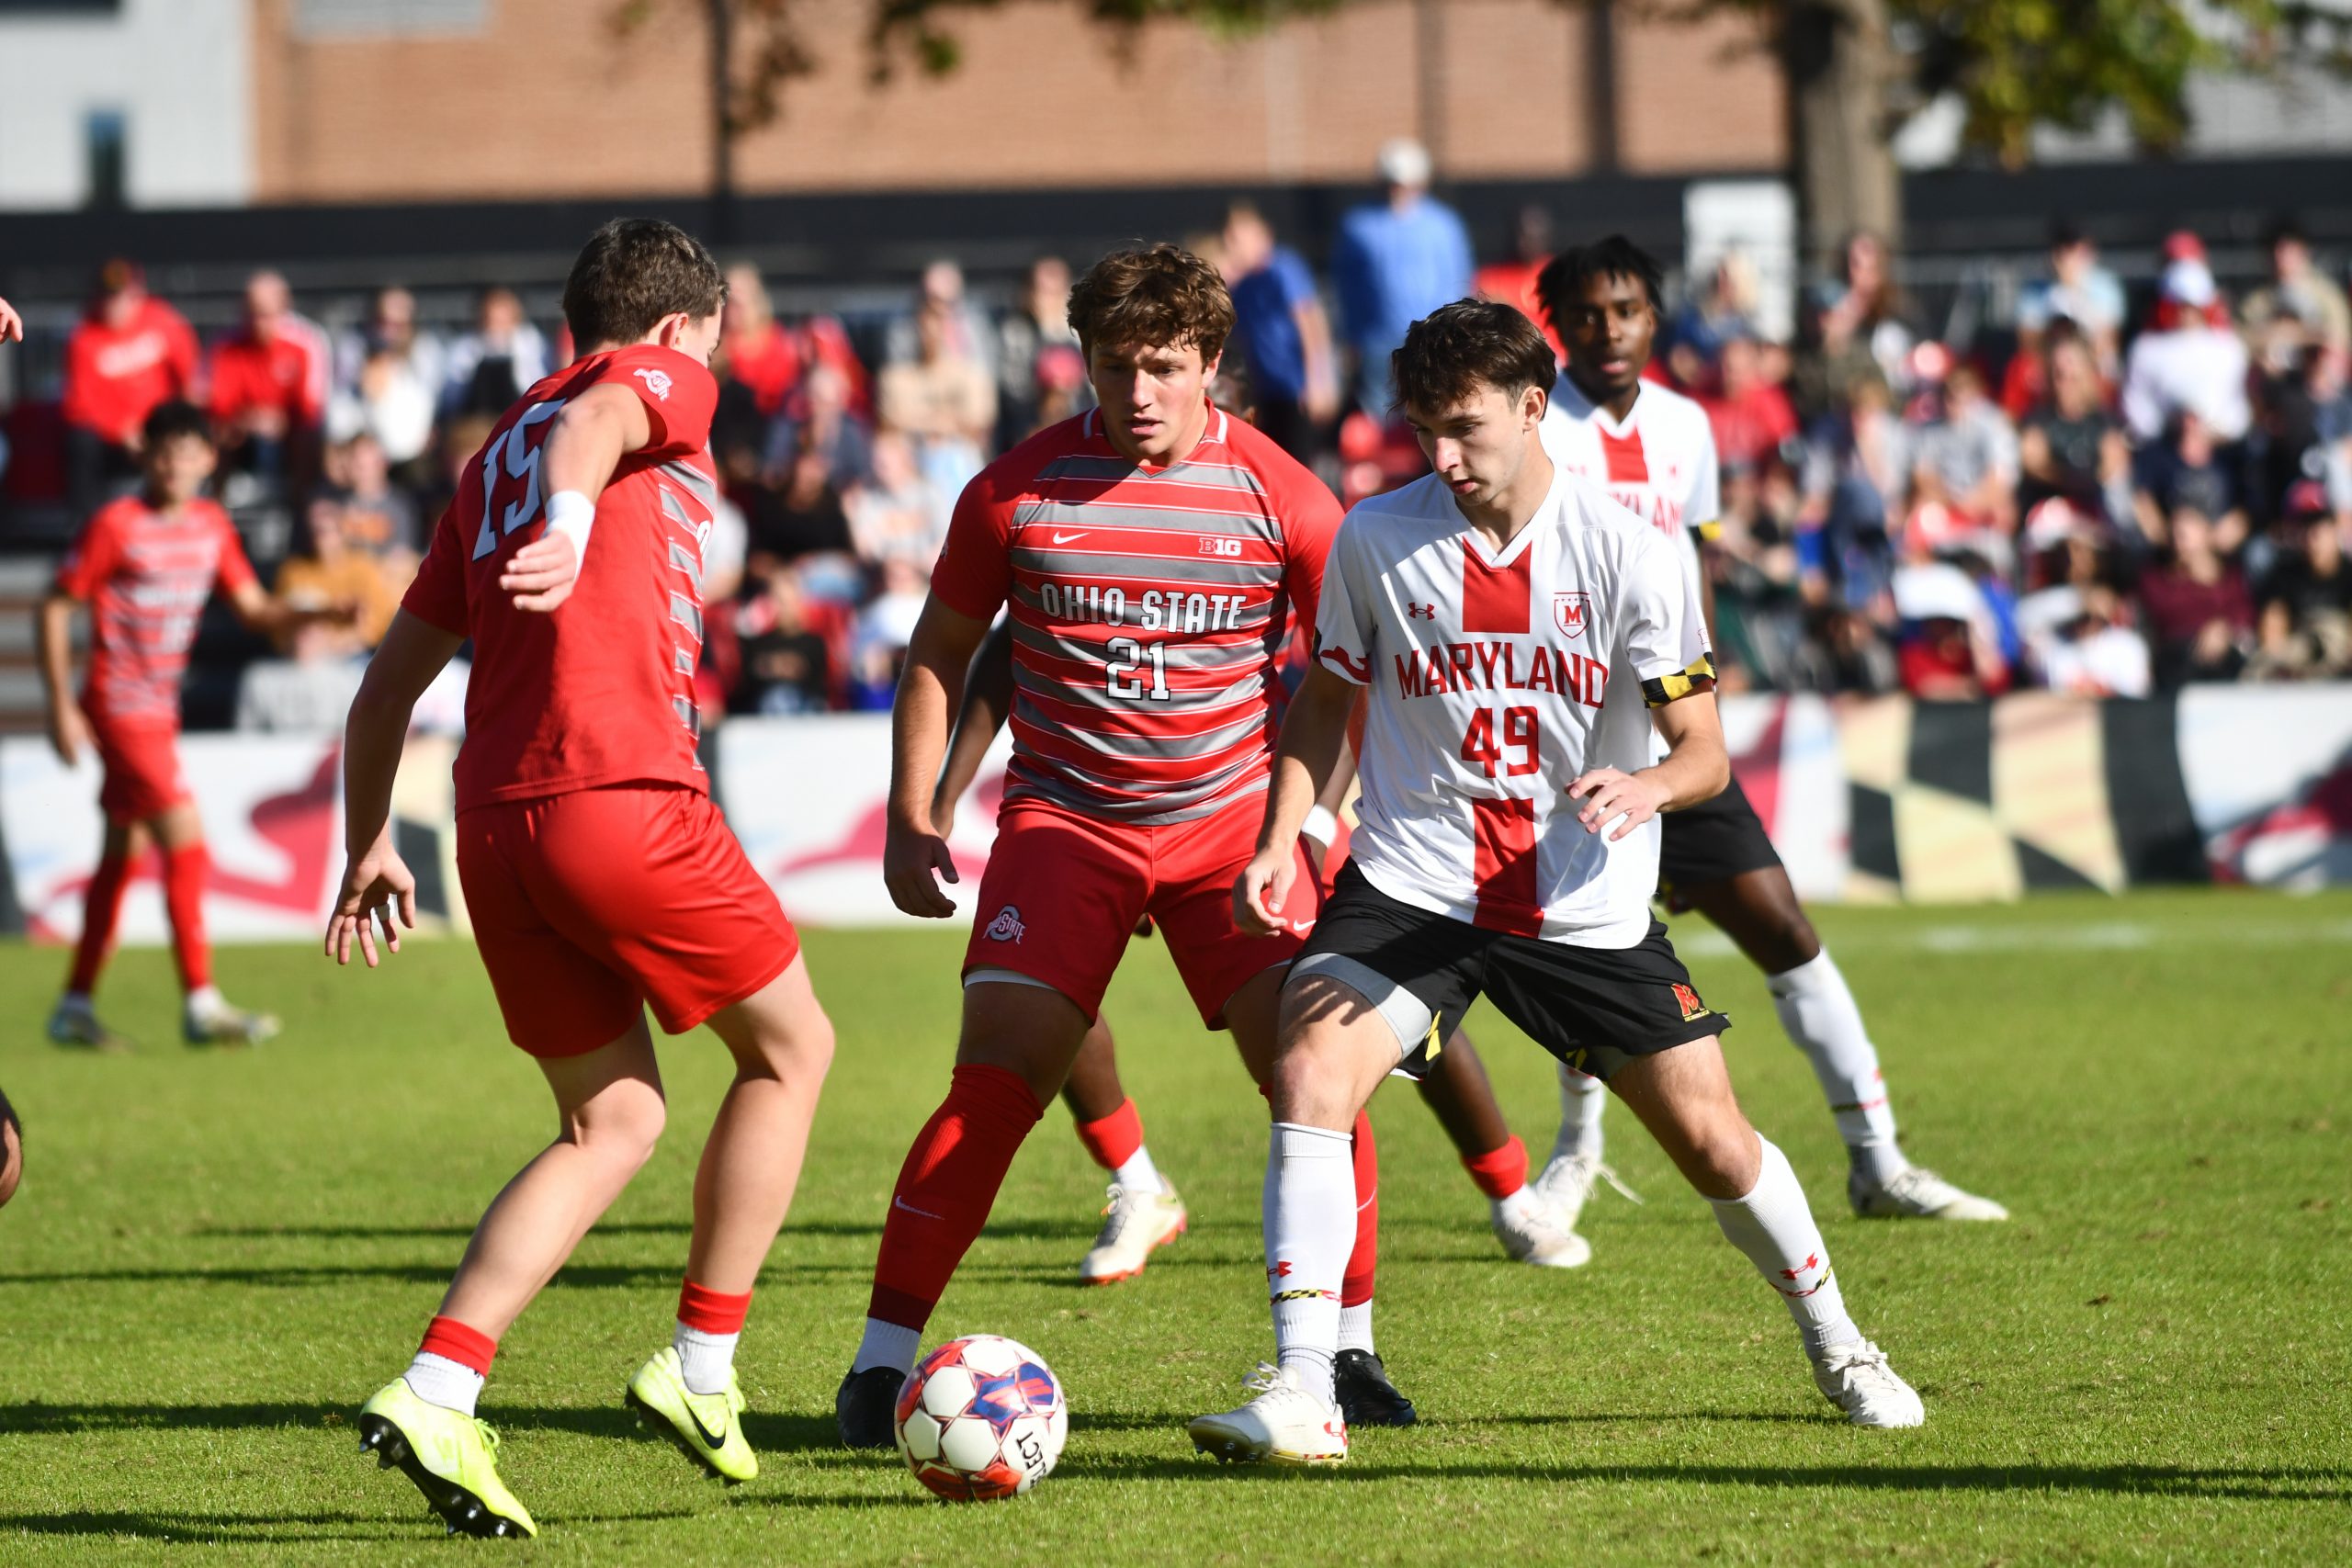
[1050,531,1088,544]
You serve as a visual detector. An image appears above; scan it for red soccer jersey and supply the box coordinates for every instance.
[930,405,1341,824]
[208,319,330,430]
[55,495,257,729]
[402,344,721,813]
[62,299,200,445]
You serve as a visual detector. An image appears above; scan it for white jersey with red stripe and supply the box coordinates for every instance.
[1540,375,1718,590]
[1312,460,1714,948]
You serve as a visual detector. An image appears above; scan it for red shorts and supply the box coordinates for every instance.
[457,784,799,1057]
[93,721,191,824]
[963,795,1319,1028]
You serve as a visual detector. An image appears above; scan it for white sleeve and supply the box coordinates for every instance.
[1310,520,1377,685]
[1623,526,1715,709]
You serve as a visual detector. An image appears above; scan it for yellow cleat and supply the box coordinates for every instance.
[626,1347,757,1483]
[356,1379,537,1539]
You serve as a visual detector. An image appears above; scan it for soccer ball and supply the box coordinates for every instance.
[893,1335,1068,1501]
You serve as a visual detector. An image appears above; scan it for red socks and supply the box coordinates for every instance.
[67,851,132,995]
[1341,1107,1378,1310]
[677,1279,752,1336]
[867,1064,1045,1330]
[418,1314,497,1377]
[1072,1097,1144,1171]
[162,843,211,991]
[1461,1134,1531,1201]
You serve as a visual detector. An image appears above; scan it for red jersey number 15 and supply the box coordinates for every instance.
[470,399,566,561]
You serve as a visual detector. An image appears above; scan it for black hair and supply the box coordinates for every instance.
[1534,234,1666,332]
[141,400,213,451]
[0,1084,17,1145]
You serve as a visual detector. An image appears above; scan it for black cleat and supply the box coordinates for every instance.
[834,1365,907,1450]
[1333,1348,1419,1427]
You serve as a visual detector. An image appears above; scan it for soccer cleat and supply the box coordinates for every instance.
[47,1003,131,1054]
[1491,1193,1591,1269]
[1079,1180,1188,1284]
[1532,1153,1644,1235]
[1811,1339,1926,1428]
[356,1378,537,1539]
[183,998,279,1048]
[1332,1348,1418,1427]
[626,1347,756,1483]
[1850,1165,2009,1223]
[834,1364,907,1450]
[1187,1363,1348,1464]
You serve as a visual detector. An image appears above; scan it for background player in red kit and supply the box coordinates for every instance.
[40,401,339,1051]
[324,220,834,1539]
[835,244,1417,1446]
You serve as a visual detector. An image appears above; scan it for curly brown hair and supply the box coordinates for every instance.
[1068,243,1234,365]
[1391,299,1556,415]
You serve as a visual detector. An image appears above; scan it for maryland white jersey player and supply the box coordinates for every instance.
[1311,463,1713,947]
[1540,375,1717,589]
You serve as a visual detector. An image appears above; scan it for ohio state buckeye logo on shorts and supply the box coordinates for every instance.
[985,905,1026,943]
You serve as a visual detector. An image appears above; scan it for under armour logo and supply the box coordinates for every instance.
[1779,1253,1822,1280]
[1406,603,1437,620]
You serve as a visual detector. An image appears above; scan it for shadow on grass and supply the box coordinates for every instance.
[184,1216,1124,1243]
[1089,1456,2350,1501]
[0,1256,1099,1289]
[1,1400,848,1459]
[0,1507,695,1544]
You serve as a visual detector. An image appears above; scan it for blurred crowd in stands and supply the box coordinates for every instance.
[3,139,2350,726]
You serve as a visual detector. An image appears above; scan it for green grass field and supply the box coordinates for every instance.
[2,889,2347,1565]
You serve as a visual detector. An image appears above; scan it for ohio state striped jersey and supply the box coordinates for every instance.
[55,495,257,729]
[401,344,719,812]
[1312,463,1713,947]
[931,406,1341,824]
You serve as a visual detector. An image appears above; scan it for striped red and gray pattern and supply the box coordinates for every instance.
[932,408,1342,825]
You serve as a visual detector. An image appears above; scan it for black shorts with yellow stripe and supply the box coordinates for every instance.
[1292,863,1730,1082]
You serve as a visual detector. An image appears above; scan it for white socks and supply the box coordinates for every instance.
[1114,1145,1163,1195]
[1767,950,1905,1185]
[1495,1186,1550,1227]
[851,1317,922,1377]
[1265,1122,1354,1405]
[674,1323,741,1395]
[1550,1064,1609,1166]
[185,984,226,1020]
[1337,1300,1374,1356]
[1708,1135,1861,1359]
[403,1351,484,1416]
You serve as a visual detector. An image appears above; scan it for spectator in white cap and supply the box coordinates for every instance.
[2121,236,2252,446]
[1331,137,1474,412]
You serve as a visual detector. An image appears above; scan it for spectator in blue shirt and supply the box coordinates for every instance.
[1331,139,1474,412]
[1222,203,1340,460]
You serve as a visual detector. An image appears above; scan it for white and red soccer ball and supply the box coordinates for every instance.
[893,1335,1067,1501]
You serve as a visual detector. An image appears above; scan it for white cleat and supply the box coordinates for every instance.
[1187,1363,1348,1464]
[1851,1165,2008,1222]
[183,997,280,1048]
[1490,1192,1591,1269]
[1532,1153,1643,1235]
[1812,1339,1925,1428]
[1079,1180,1187,1284]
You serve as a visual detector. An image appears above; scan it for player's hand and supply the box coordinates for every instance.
[1567,768,1672,842]
[500,531,581,613]
[324,844,417,968]
[1232,846,1299,937]
[0,296,22,344]
[884,815,960,919]
[47,702,90,767]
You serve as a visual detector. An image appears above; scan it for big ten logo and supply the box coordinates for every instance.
[1198,536,1244,558]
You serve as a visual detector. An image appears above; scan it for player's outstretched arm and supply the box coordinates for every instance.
[225,579,356,639]
[327,609,464,967]
[930,616,1015,835]
[36,592,89,766]
[1235,662,1356,935]
[887,595,992,918]
[499,382,655,613]
[1568,694,1730,843]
